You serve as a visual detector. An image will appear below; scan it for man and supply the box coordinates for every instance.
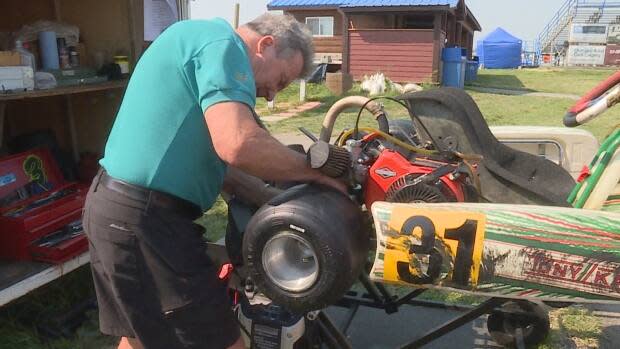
[84,14,344,349]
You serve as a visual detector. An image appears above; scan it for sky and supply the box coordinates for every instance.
[189,0,567,43]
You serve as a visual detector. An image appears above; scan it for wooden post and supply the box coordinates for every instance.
[0,102,6,148]
[299,79,306,102]
[432,13,442,84]
[53,0,62,21]
[233,3,240,29]
[66,95,80,163]
[339,9,350,74]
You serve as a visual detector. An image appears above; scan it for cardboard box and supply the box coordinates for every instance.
[0,51,21,66]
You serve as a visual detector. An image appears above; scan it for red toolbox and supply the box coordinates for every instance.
[0,148,88,263]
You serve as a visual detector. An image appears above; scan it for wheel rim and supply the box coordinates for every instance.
[262,231,319,292]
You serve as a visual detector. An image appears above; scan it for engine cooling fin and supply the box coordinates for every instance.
[386,175,448,203]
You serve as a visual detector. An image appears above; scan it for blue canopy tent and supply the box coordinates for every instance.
[476,28,522,69]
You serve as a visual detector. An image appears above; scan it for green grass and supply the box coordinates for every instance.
[0,267,116,349]
[263,84,618,142]
[470,67,618,95]
[255,81,336,115]
[537,306,602,349]
[196,196,229,242]
[558,306,602,339]
[467,91,619,141]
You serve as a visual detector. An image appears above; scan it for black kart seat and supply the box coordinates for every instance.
[399,87,575,206]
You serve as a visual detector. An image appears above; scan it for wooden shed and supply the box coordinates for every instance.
[268,0,481,83]
[0,0,190,307]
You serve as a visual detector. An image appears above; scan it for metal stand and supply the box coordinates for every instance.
[315,311,354,349]
[207,242,512,349]
[328,273,510,349]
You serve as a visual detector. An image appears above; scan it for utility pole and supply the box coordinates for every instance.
[233,3,240,29]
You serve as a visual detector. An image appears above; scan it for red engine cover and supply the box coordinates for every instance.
[364,150,465,209]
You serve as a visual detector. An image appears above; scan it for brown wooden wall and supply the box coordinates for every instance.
[348,29,436,83]
[0,0,138,155]
[286,10,343,35]
[349,15,391,29]
[286,10,343,54]
[313,36,342,53]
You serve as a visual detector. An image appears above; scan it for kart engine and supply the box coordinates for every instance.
[308,130,477,208]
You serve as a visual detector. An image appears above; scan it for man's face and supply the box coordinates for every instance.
[253,36,303,101]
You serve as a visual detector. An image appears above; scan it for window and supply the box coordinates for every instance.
[573,25,606,34]
[306,17,334,37]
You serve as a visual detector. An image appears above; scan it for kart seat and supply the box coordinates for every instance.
[399,87,575,206]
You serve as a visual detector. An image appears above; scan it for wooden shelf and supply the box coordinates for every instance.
[0,252,90,307]
[0,80,127,102]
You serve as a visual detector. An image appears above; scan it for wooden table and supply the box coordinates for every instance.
[0,252,90,307]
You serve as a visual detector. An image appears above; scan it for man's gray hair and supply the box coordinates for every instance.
[244,13,315,78]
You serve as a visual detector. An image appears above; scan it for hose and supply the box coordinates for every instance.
[338,127,438,156]
[319,96,388,142]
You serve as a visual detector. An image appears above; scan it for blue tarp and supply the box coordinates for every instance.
[476,28,522,69]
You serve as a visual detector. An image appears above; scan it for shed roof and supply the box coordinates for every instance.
[267,0,459,10]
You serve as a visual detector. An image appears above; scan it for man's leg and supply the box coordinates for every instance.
[117,337,143,349]
[228,337,246,349]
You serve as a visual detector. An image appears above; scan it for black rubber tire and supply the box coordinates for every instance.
[242,184,368,314]
[487,301,550,348]
[225,199,257,267]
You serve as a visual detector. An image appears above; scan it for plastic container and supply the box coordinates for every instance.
[15,40,36,72]
[465,60,480,83]
[69,47,80,67]
[38,31,60,70]
[441,47,466,88]
[114,56,130,75]
[57,38,70,69]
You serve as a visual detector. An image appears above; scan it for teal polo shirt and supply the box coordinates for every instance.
[100,19,256,210]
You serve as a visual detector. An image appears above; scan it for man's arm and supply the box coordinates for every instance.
[205,101,346,193]
[222,167,283,207]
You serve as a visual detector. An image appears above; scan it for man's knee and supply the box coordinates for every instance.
[227,336,246,349]
[117,337,144,349]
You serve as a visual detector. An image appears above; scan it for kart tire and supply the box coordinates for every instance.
[487,300,550,348]
[242,184,368,314]
[225,199,257,267]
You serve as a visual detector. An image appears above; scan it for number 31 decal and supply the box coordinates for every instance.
[380,207,486,288]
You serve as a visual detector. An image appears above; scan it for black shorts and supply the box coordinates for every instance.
[83,170,239,348]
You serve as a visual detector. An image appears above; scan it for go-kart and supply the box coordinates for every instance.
[218,72,620,349]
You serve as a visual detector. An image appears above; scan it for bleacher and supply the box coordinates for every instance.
[537,0,620,55]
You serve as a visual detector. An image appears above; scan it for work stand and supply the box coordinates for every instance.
[207,242,527,349]
[317,274,511,349]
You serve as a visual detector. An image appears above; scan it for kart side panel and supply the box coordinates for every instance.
[370,202,620,302]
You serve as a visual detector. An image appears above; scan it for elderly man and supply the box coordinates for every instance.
[84,14,343,349]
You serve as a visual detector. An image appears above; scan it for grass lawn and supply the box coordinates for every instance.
[2,68,616,348]
[469,67,618,95]
[264,88,618,142]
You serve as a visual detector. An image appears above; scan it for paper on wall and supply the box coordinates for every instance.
[144,0,179,41]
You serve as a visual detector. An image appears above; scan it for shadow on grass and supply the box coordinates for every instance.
[468,73,533,92]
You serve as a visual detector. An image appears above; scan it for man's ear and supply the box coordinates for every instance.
[257,35,275,55]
